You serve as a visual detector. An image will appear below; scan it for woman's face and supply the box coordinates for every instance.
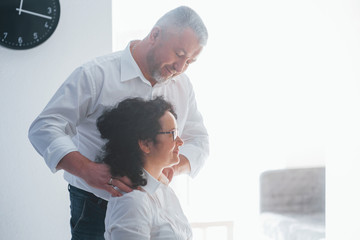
[149,111,183,168]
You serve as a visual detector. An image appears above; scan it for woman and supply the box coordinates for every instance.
[96,97,192,240]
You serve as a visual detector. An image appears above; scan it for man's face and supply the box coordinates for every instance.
[146,28,203,83]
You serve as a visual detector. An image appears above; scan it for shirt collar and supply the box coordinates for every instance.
[120,42,178,85]
[120,42,149,85]
[141,169,169,194]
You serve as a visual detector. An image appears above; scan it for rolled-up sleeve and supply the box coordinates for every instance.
[179,82,209,178]
[28,67,94,172]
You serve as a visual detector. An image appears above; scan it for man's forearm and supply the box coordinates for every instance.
[56,151,90,178]
[56,151,126,196]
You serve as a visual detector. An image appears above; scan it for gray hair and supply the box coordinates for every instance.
[155,6,208,46]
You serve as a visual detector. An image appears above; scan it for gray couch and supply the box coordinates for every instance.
[259,167,325,240]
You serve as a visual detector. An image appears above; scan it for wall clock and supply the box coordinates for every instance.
[0,0,60,50]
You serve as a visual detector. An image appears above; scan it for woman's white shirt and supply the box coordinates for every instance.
[104,170,192,240]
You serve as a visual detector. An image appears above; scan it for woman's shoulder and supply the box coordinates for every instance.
[108,189,150,209]
[106,189,153,222]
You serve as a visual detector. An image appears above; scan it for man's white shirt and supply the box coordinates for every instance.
[28,42,209,200]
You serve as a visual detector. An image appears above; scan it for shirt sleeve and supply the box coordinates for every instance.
[28,66,95,172]
[179,79,210,178]
[105,193,152,240]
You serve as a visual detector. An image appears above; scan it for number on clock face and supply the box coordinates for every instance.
[0,0,60,50]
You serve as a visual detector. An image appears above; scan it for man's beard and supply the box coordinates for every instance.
[152,69,169,84]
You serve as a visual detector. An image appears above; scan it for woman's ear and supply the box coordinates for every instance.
[138,139,151,154]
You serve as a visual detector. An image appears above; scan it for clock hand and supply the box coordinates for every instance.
[16,8,52,20]
[18,0,24,15]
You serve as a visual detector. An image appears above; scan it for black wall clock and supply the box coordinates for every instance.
[0,0,60,50]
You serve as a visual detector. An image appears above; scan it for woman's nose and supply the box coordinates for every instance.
[176,136,184,146]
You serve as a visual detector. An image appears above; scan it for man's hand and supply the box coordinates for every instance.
[162,154,191,183]
[174,154,191,176]
[57,151,133,197]
[80,161,134,197]
[162,167,175,183]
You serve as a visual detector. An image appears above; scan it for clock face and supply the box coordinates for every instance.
[0,0,60,50]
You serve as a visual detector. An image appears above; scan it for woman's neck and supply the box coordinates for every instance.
[143,163,163,181]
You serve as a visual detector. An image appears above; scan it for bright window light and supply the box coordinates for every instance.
[112,1,360,239]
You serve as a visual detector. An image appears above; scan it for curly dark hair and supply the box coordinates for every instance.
[96,96,177,188]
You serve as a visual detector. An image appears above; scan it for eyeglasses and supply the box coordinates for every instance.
[157,129,178,141]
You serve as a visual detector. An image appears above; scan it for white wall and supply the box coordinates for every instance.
[0,1,112,239]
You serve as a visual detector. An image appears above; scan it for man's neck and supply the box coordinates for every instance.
[130,40,157,87]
